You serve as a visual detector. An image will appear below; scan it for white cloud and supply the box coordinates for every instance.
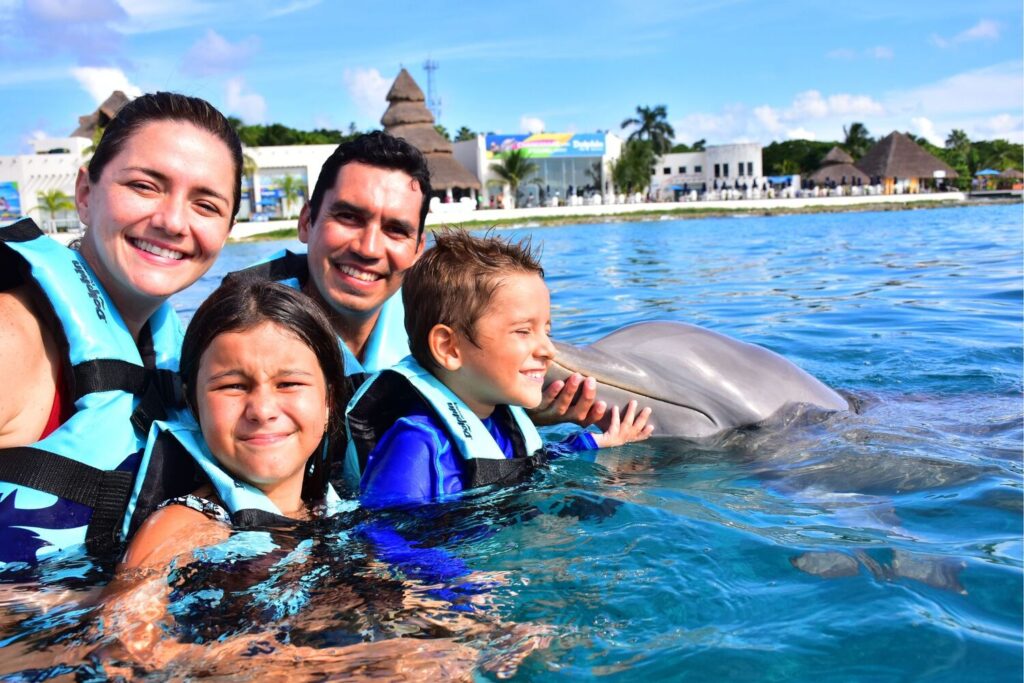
[911,117,942,146]
[182,29,260,76]
[932,19,1000,48]
[886,61,1022,116]
[18,0,125,57]
[267,0,321,17]
[974,113,1024,142]
[786,127,816,140]
[961,19,1000,41]
[827,46,893,61]
[343,67,391,121]
[23,0,123,22]
[70,66,142,103]
[520,116,545,134]
[826,48,856,60]
[225,77,266,124]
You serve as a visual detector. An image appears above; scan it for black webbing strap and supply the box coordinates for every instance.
[466,452,547,490]
[0,218,43,243]
[223,251,309,286]
[0,446,135,554]
[71,360,183,434]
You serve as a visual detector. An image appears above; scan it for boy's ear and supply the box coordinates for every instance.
[428,324,462,371]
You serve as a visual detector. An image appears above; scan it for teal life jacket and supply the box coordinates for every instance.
[344,356,545,492]
[129,419,343,528]
[225,249,410,378]
[0,219,188,565]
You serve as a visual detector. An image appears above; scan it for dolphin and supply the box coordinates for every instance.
[547,321,848,439]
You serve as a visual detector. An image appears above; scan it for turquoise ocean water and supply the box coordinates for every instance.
[2,204,1021,680]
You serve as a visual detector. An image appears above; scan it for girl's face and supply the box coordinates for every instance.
[76,120,236,322]
[195,322,329,511]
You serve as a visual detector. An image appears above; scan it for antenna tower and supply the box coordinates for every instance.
[423,59,441,122]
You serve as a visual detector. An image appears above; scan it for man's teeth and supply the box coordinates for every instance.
[339,265,381,282]
[134,239,184,260]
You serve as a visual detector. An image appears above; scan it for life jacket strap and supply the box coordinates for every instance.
[0,446,135,555]
[465,451,548,489]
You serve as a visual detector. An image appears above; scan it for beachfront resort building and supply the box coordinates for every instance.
[453,132,624,208]
[649,143,764,201]
[855,131,957,194]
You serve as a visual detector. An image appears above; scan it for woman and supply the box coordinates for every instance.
[0,92,243,564]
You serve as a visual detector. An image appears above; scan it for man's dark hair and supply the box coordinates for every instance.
[307,131,432,234]
[88,91,244,218]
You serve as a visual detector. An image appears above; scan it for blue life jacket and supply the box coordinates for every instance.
[0,219,188,565]
[130,419,343,528]
[344,356,545,492]
[224,249,410,378]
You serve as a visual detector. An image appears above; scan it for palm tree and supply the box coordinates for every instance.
[278,174,306,219]
[490,149,539,208]
[242,150,258,216]
[35,189,75,233]
[584,160,603,191]
[621,105,675,155]
[945,129,978,184]
[841,122,873,159]
[610,140,655,194]
[454,126,475,142]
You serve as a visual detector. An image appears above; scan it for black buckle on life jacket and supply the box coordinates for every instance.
[71,360,185,434]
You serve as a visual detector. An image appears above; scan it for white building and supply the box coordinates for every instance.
[454,132,623,207]
[650,142,764,200]
[0,136,90,231]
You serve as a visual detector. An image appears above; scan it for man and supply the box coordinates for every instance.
[229,131,607,423]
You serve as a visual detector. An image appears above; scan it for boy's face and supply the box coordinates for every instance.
[448,272,556,418]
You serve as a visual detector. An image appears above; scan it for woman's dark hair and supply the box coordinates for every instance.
[180,278,350,501]
[88,91,244,218]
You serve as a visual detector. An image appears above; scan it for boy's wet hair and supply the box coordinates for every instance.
[403,228,544,370]
[180,278,350,500]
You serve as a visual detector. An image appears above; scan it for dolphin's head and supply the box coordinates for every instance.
[545,322,848,439]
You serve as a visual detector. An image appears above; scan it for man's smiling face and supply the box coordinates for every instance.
[299,161,425,323]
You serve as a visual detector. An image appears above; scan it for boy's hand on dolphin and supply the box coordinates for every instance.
[529,373,608,427]
[592,400,654,448]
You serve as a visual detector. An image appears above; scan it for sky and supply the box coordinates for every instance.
[1,0,1021,155]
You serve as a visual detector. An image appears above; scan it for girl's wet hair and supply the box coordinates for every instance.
[180,278,350,500]
[87,91,244,218]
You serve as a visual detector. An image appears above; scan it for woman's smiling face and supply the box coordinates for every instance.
[76,119,236,321]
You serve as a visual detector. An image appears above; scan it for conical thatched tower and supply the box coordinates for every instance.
[71,90,131,138]
[808,145,869,185]
[856,132,956,192]
[381,69,480,193]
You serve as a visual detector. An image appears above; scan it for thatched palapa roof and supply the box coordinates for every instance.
[71,90,131,138]
[856,131,957,180]
[808,163,869,185]
[809,146,869,184]
[381,68,480,191]
[821,146,854,166]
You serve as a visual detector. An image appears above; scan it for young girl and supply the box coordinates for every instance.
[122,278,349,569]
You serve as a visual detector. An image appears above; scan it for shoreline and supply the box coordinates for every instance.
[222,192,1014,241]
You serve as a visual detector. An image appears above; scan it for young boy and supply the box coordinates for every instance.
[344,230,653,508]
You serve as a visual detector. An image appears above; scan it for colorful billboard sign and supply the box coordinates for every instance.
[0,182,21,222]
[486,133,606,158]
